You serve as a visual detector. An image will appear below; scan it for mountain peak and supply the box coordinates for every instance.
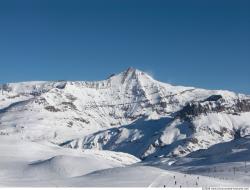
[125,67,137,73]
[120,67,141,77]
[115,67,154,85]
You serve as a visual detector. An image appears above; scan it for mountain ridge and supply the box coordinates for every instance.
[0,68,250,160]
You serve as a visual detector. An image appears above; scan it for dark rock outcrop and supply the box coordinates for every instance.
[177,96,250,120]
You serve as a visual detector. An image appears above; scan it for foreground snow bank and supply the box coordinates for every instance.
[0,136,140,184]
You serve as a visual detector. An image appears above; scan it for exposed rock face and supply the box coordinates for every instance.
[178,96,250,120]
[203,95,223,102]
[234,99,250,112]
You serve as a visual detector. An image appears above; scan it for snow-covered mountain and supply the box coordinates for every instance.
[0,67,250,160]
[1,67,250,187]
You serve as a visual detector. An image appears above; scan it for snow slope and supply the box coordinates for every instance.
[0,135,246,188]
[0,68,250,187]
[63,112,250,160]
[148,136,250,186]
[0,135,139,186]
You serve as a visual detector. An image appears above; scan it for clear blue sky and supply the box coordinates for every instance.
[0,0,249,93]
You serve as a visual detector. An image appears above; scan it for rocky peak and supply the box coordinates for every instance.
[107,67,154,85]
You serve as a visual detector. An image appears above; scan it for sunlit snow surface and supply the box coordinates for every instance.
[0,68,250,187]
[0,135,249,188]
